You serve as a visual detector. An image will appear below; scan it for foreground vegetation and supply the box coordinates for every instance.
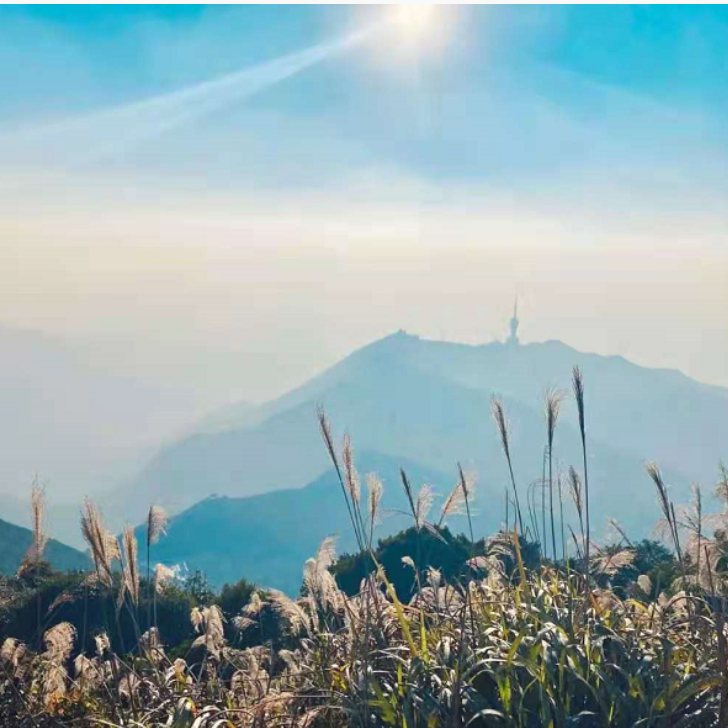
[2,367,728,726]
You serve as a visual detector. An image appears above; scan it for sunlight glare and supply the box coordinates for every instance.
[391,5,439,43]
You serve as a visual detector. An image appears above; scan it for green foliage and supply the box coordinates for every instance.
[334,526,542,601]
[0,569,198,655]
[0,524,724,727]
[597,539,679,599]
[334,525,480,600]
[214,577,275,645]
[632,538,679,592]
[216,577,256,619]
[182,570,216,604]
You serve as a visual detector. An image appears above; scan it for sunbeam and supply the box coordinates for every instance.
[0,25,377,162]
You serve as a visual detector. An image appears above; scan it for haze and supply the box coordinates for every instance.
[1,5,726,509]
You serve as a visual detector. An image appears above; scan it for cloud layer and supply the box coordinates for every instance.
[1,5,727,395]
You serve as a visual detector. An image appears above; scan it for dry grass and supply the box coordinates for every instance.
[1,365,727,727]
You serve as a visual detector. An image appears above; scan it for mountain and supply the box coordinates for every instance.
[0,518,88,576]
[178,400,256,436]
[0,325,238,546]
[117,331,728,542]
[137,451,453,593]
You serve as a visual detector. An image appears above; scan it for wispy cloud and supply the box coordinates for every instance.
[0,24,375,164]
[1,5,727,391]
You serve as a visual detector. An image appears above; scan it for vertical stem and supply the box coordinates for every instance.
[35,577,42,651]
[573,367,589,591]
[505,455,524,537]
[582,440,590,587]
[153,587,159,630]
[81,584,89,654]
[463,482,475,545]
[541,449,547,560]
[527,484,539,548]
[147,540,151,630]
[549,447,557,563]
[504,488,509,534]
[558,472,567,565]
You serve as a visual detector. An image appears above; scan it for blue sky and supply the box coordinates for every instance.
[3,4,727,189]
[4,5,728,103]
[0,5,727,392]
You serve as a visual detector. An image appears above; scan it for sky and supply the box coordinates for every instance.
[1,4,727,399]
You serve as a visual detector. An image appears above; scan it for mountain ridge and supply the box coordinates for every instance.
[0,517,88,576]
[108,330,726,542]
[135,450,451,593]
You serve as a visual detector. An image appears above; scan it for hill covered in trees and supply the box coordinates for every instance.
[134,452,449,592]
[0,517,88,576]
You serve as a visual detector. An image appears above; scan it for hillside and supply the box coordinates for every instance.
[0,517,88,575]
[113,331,726,541]
[136,451,451,593]
[250,331,727,484]
[0,325,243,546]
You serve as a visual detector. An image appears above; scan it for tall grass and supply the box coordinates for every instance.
[572,366,590,590]
[491,396,524,535]
[544,388,563,562]
[1,364,727,727]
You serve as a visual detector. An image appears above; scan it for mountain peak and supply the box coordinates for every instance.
[357,329,421,353]
[118,325,728,539]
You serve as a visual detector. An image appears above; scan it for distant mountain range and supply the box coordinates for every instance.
[136,451,451,593]
[0,325,236,528]
[3,329,725,592]
[112,331,727,591]
[0,518,88,576]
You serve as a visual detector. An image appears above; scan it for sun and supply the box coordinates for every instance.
[391,5,440,43]
[357,4,453,74]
